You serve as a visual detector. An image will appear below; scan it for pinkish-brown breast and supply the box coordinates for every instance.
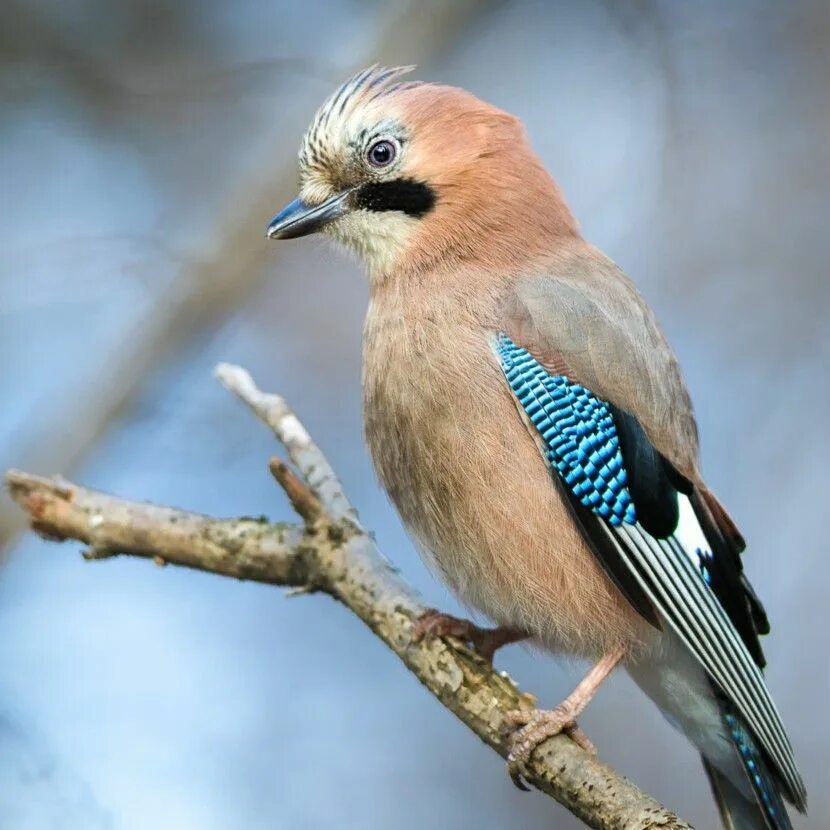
[362,270,654,659]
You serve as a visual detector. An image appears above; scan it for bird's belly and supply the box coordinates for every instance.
[365,346,653,659]
[405,466,654,660]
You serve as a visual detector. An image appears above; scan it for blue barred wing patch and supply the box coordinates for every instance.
[496,334,636,526]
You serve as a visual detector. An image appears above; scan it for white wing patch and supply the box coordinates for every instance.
[675,493,712,571]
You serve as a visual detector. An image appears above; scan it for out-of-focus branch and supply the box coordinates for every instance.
[5,365,693,830]
[0,0,488,548]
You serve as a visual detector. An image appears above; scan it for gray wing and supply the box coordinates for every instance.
[504,244,700,480]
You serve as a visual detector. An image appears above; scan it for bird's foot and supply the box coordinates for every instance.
[505,704,595,789]
[411,609,526,664]
[502,646,626,790]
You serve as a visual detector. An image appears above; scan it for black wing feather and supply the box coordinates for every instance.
[608,403,679,538]
[689,487,767,666]
[608,402,767,666]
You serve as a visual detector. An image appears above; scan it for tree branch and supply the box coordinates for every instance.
[4,365,693,830]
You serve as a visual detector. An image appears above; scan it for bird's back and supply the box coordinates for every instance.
[504,243,701,481]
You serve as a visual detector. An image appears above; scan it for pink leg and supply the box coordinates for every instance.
[412,609,528,664]
[505,645,626,789]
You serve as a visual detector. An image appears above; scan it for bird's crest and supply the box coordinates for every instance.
[300,65,419,173]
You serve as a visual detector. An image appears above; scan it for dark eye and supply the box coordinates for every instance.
[366,139,396,168]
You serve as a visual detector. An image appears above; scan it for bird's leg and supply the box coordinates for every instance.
[505,645,626,789]
[411,608,528,664]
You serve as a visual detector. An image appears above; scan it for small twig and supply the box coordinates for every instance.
[216,363,358,526]
[284,585,316,598]
[268,457,322,525]
[82,546,117,561]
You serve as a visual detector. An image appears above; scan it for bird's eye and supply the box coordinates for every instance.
[366,139,397,168]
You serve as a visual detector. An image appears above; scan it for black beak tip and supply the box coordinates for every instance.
[265,191,351,242]
[266,197,305,241]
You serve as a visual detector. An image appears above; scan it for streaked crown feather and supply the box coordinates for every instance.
[300,65,421,174]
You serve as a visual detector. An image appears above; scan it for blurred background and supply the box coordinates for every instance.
[1,0,828,827]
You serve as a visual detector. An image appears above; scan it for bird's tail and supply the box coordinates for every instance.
[703,697,793,830]
[628,640,802,830]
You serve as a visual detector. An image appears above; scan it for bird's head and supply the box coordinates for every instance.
[267,65,577,280]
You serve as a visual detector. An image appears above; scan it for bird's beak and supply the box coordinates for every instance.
[266,190,352,240]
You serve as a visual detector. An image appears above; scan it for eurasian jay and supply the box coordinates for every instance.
[266,66,806,830]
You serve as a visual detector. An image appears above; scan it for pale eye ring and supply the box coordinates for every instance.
[366,138,397,168]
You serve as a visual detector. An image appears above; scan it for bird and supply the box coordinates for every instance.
[265,65,806,829]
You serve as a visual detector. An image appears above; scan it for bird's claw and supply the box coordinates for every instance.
[411,608,525,664]
[504,705,596,790]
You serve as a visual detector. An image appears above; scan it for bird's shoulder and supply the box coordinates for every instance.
[500,241,700,481]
